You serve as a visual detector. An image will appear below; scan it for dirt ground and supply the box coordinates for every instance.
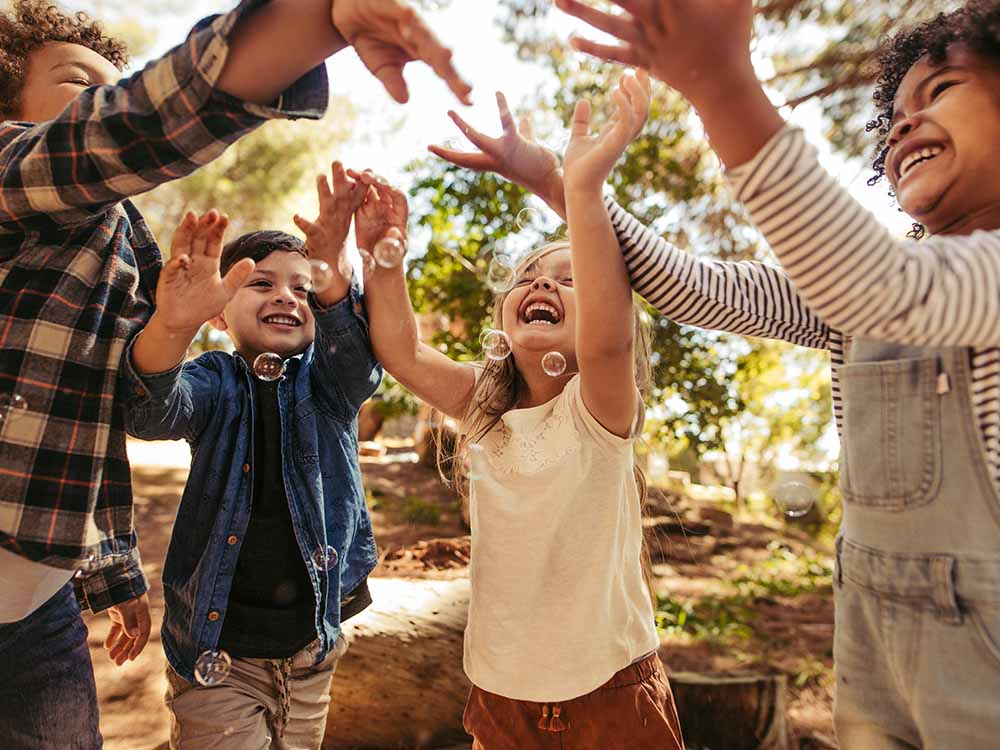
[85,439,836,750]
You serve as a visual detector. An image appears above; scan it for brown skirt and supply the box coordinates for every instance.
[463,653,684,750]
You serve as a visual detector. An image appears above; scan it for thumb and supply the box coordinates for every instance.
[221,258,256,299]
[570,100,592,139]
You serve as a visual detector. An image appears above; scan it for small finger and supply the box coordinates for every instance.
[427,145,493,172]
[447,110,496,154]
[568,36,644,69]
[495,91,515,133]
[553,0,642,44]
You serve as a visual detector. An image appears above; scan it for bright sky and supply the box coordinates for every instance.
[105,0,913,238]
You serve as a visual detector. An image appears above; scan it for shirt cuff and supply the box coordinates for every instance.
[311,280,369,335]
[186,0,330,123]
[74,545,149,614]
[725,124,804,202]
[122,333,185,408]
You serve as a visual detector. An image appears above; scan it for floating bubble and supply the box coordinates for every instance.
[358,249,376,276]
[541,351,567,377]
[253,353,285,382]
[515,207,541,231]
[485,254,517,295]
[480,329,512,361]
[772,482,816,518]
[374,236,405,269]
[0,393,28,424]
[194,649,232,687]
[309,259,334,294]
[313,545,339,570]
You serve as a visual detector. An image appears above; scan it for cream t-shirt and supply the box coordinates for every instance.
[463,374,660,702]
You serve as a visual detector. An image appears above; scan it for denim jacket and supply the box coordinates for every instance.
[122,284,381,681]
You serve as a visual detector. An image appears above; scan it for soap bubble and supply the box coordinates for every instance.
[480,329,512,361]
[194,649,232,687]
[253,353,285,382]
[541,351,567,377]
[772,482,816,518]
[374,236,405,269]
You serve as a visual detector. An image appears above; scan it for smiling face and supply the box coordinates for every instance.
[500,246,577,371]
[14,42,120,122]
[886,44,1000,235]
[212,251,315,363]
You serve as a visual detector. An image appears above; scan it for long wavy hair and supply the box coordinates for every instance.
[439,240,658,605]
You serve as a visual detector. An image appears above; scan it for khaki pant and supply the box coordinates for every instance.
[165,636,348,750]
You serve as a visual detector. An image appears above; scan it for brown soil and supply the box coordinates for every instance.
[86,440,835,750]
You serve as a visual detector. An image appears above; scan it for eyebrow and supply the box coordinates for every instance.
[50,61,100,78]
[892,64,966,125]
[250,269,310,283]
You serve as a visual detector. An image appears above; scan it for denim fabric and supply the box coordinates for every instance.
[0,582,102,749]
[124,284,381,682]
[834,340,1000,748]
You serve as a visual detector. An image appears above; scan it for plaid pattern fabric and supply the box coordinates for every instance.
[0,0,328,612]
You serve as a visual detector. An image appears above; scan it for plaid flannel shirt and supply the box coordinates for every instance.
[0,0,329,613]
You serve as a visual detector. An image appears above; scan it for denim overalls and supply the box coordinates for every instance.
[834,338,1000,748]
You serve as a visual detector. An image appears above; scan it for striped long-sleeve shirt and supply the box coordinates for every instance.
[607,126,1000,489]
[0,0,328,612]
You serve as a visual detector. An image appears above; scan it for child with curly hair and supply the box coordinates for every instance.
[0,1,468,748]
[531,0,1000,745]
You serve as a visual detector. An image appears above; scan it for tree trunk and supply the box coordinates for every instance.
[324,577,472,750]
[669,671,790,750]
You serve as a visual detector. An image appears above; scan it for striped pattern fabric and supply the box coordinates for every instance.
[0,0,328,613]
[607,126,1000,490]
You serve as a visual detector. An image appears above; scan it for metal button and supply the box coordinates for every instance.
[227,535,238,546]
[242,463,250,474]
[208,611,220,622]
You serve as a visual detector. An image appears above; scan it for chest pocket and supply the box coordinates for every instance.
[839,355,943,510]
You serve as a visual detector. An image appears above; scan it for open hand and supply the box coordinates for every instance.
[155,212,254,336]
[332,0,472,105]
[554,0,755,107]
[293,161,366,284]
[428,92,566,218]
[563,71,651,193]
[105,593,151,666]
[353,172,409,270]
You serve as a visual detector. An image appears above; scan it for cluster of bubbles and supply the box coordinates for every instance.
[253,352,286,382]
[772,481,816,519]
[194,649,233,687]
[0,393,28,425]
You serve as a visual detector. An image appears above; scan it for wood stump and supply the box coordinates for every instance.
[669,670,790,750]
[324,578,472,749]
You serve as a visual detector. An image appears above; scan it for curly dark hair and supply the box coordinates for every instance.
[866,0,1000,237]
[220,231,308,277]
[0,0,128,119]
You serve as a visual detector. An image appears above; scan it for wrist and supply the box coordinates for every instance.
[147,311,202,343]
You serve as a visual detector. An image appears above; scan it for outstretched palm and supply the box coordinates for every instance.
[563,72,651,192]
[429,91,564,212]
[156,212,255,334]
[353,172,409,254]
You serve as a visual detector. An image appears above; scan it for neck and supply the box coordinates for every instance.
[516,363,573,409]
[935,203,1000,236]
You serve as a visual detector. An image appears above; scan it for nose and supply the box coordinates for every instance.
[271,285,298,307]
[887,114,920,149]
[530,276,555,292]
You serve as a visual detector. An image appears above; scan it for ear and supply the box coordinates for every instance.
[209,312,228,332]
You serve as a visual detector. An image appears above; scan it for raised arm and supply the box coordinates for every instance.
[561,74,649,438]
[125,211,253,440]
[558,0,1000,348]
[353,176,477,421]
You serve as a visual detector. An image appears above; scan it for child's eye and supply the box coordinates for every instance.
[515,277,533,286]
[930,80,957,100]
[249,279,271,289]
[66,78,90,86]
[294,286,309,295]
[559,277,574,286]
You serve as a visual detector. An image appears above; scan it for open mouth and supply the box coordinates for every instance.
[521,301,562,327]
[898,145,944,180]
[261,314,301,328]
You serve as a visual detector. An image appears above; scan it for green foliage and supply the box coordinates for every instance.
[402,497,443,526]
[371,374,421,420]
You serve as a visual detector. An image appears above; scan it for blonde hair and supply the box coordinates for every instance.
[438,240,658,606]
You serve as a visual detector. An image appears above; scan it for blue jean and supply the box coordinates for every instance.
[0,582,103,749]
